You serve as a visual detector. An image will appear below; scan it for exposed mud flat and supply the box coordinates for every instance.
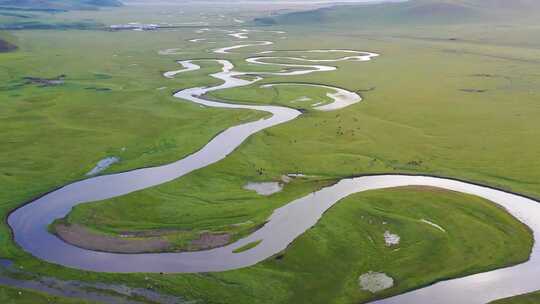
[190,232,231,250]
[54,223,170,253]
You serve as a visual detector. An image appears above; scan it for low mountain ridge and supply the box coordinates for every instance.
[259,0,540,27]
[0,38,16,52]
[0,0,122,10]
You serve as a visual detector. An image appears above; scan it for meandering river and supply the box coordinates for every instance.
[7,29,540,304]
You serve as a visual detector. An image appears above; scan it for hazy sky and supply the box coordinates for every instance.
[126,0,391,3]
[124,0,402,8]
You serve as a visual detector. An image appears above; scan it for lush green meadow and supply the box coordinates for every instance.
[0,28,264,256]
[493,292,540,304]
[66,23,540,249]
[9,187,533,304]
[1,1,540,303]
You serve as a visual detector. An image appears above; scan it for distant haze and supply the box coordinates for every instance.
[122,0,408,10]
[124,0,400,4]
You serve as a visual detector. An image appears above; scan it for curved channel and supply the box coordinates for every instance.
[213,40,273,54]
[260,83,362,111]
[7,30,540,304]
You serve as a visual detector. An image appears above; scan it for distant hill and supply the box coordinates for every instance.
[0,0,122,10]
[257,0,540,26]
[0,38,16,52]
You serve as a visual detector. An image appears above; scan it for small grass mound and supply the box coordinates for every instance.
[233,240,262,253]
[490,291,540,304]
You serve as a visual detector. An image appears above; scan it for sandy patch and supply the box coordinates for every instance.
[359,272,394,293]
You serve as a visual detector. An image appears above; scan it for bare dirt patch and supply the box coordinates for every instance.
[189,232,231,250]
[54,223,171,253]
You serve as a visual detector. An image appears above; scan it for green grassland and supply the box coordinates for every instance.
[208,82,336,110]
[1,0,540,303]
[0,29,264,256]
[6,187,534,304]
[492,292,540,304]
[241,186,532,304]
[65,23,540,249]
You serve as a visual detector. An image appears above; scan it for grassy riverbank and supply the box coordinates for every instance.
[14,187,532,304]
[64,24,540,250]
[1,0,540,303]
[0,28,264,257]
[492,292,540,304]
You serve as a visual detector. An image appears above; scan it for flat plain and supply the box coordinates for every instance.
[1,0,540,303]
